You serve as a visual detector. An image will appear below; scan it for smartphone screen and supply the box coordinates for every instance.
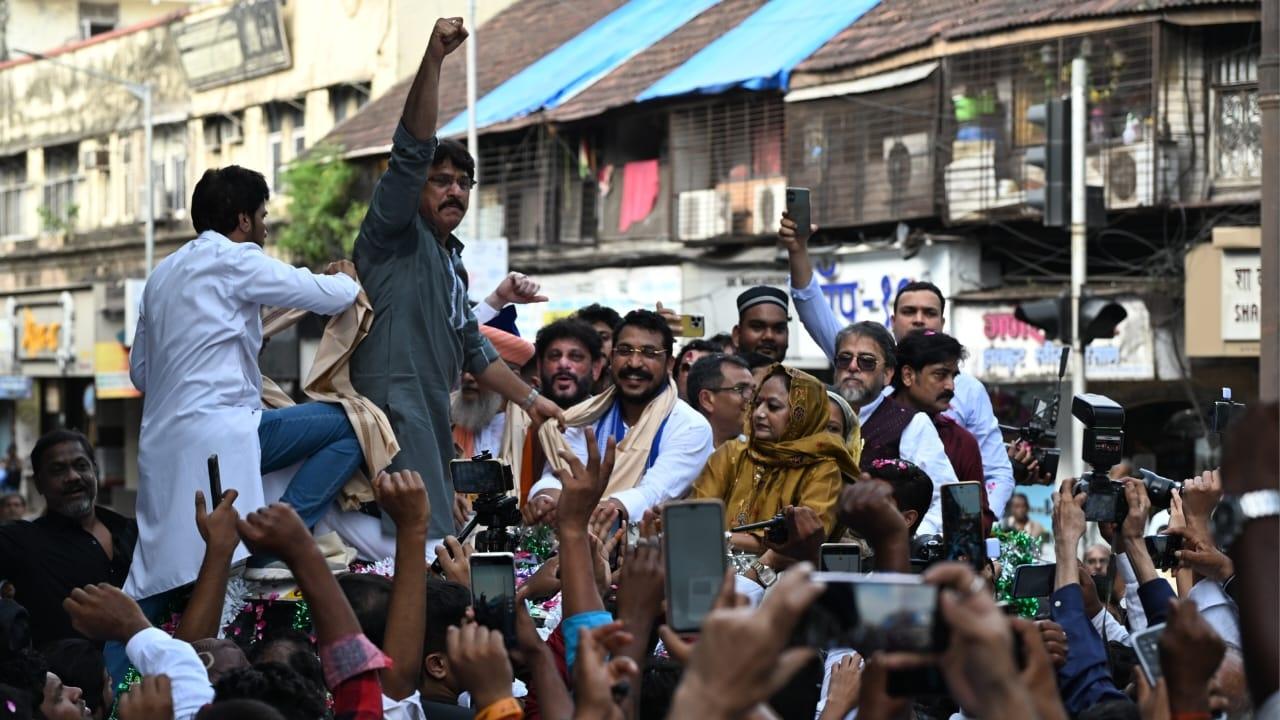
[1132,623,1166,686]
[679,315,706,338]
[207,454,222,507]
[799,572,944,653]
[470,552,517,647]
[942,482,986,570]
[820,543,863,573]
[785,187,811,240]
[663,500,727,633]
[1012,563,1056,599]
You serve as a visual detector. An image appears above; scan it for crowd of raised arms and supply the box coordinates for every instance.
[0,16,1272,720]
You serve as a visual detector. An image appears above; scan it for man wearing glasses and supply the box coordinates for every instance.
[685,354,756,448]
[832,321,958,536]
[526,310,713,525]
[350,18,563,544]
[779,212,1014,521]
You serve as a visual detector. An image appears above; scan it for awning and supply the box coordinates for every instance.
[437,0,721,137]
[784,61,939,103]
[635,0,880,102]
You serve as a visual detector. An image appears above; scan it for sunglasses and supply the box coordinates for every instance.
[834,352,880,372]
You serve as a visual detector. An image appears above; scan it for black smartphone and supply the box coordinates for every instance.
[1145,534,1184,571]
[207,454,222,508]
[470,552,517,648]
[663,499,727,633]
[820,543,864,573]
[1132,623,1166,686]
[785,187,811,240]
[796,572,946,653]
[450,458,513,494]
[942,482,986,571]
[1012,563,1056,599]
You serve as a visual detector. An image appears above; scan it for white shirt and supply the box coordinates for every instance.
[126,627,216,720]
[528,398,714,519]
[126,231,360,599]
[1091,608,1131,645]
[1117,553,1148,633]
[857,393,959,536]
[472,411,507,459]
[1188,577,1241,650]
[382,691,426,720]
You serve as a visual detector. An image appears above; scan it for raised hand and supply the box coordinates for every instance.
[195,488,240,555]
[1011,618,1069,720]
[573,622,639,720]
[763,505,824,564]
[323,259,358,280]
[236,503,314,564]
[819,653,862,720]
[526,394,566,432]
[615,536,665,625]
[1168,526,1234,582]
[1052,477,1087,549]
[777,212,816,253]
[490,272,548,306]
[523,489,560,528]
[446,623,514,710]
[555,429,616,532]
[374,470,430,530]
[434,535,474,587]
[63,583,152,643]
[1179,469,1221,530]
[1160,599,1225,713]
[1120,477,1152,544]
[837,478,909,547]
[427,17,468,61]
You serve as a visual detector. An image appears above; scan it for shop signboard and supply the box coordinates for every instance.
[1220,251,1261,341]
[514,266,684,340]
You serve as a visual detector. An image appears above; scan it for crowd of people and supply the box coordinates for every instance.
[0,16,1272,720]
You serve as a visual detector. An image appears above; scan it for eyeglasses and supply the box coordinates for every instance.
[614,345,667,360]
[427,174,476,191]
[709,383,754,399]
[834,352,880,372]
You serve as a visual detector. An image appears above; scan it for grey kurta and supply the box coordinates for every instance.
[351,123,498,539]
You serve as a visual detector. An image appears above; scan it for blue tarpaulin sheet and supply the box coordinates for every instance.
[439,0,721,136]
[636,0,880,102]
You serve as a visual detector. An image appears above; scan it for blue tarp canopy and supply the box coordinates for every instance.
[439,0,721,136]
[636,0,880,102]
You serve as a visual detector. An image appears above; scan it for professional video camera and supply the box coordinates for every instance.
[1070,393,1128,522]
[1001,348,1068,484]
[450,451,522,552]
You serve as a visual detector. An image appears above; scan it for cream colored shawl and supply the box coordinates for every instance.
[538,378,679,496]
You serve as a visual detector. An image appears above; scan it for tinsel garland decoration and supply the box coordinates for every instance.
[292,600,312,633]
[108,665,142,720]
[520,524,556,560]
[992,527,1043,617]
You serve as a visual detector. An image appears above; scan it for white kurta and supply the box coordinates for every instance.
[125,231,360,600]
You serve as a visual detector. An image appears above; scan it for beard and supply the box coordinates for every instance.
[838,374,884,407]
[451,389,504,432]
[541,371,593,409]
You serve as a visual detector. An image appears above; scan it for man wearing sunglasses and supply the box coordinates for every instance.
[832,321,958,536]
[349,18,563,544]
[779,213,1014,521]
[686,354,756,448]
[526,311,713,526]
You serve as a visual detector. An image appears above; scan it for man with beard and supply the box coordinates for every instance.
[780,214,1014,519]
[450,326,535,461]
[0,430,137,645]
[527,310,713,524]
[891,330,983,486]
[349,18,562,544]
[536,319,604,409]
[832,321,957,535]
[573,304,622,394]
[732,287,790,361]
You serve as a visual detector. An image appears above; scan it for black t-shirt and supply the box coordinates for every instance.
[420,699,475,720]
[0,507,137,645]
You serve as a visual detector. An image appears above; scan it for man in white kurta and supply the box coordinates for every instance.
[125,166,360,603]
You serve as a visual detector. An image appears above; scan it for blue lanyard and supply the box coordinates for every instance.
[593,400,670,471]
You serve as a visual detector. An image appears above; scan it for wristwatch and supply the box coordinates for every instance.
[1212,489,1280,550]
[749,559,778,588]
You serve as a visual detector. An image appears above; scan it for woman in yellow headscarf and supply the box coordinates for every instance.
[690,364,861,555]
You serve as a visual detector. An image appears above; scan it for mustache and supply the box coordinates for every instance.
[439,199,465,211]
[552,372,580,382]
[617,368,653,382]
[937,392,954,403]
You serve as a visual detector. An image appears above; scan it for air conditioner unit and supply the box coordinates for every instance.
[751,182,786,235]
[1089,139,1181,209]
[82,149,110,171]
[677,189,729,241]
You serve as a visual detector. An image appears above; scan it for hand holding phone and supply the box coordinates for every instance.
[784,187,811,243]
[820,543,864,573]
[1011,563,1055,599]
[942,482,986,571]
[206,454,222,509]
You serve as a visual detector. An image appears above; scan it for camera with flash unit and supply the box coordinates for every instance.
[1071,394,1128,523]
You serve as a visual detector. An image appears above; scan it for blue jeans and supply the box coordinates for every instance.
[259,402,363,528]
[105,591,180,686]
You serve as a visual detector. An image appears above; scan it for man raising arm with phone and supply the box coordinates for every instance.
[349,18,563,545]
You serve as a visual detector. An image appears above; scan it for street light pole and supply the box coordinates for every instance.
[1069,56,1088,474]
[14,48,155,276]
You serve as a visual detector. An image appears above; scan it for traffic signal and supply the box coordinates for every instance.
[1015,292,1128,346]
[1025,98,1071,229]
